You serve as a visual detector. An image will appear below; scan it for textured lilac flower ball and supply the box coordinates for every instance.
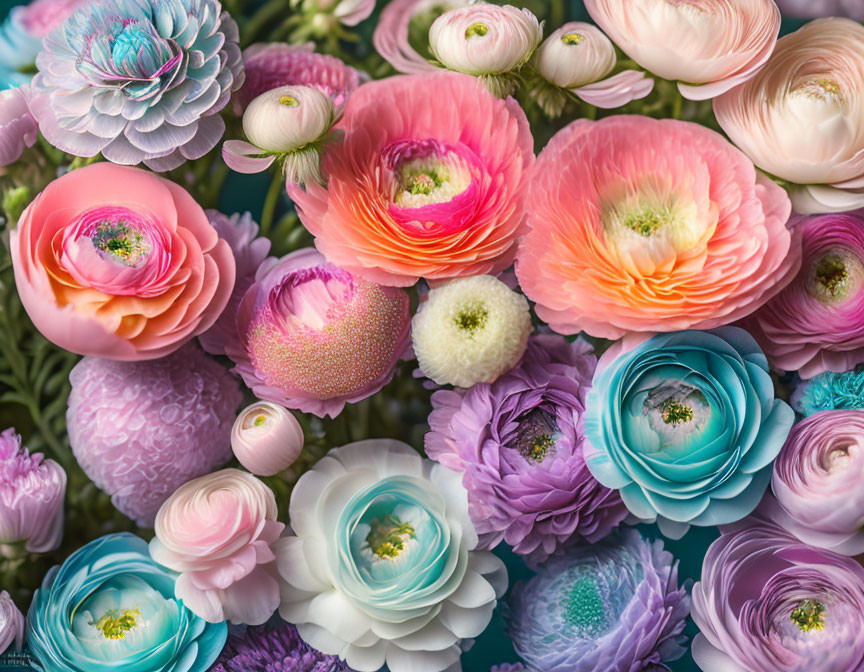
[29,0,244,171]
[506,529,690,672]
[210,620,354,672]
[67,342,242,526]
[426,334,627,562]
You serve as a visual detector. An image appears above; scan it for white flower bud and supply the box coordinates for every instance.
[412,275,532,388]
[231,401,304,477]
[536,22,616,89]
[242,85,334,153]
[429,4,542,76]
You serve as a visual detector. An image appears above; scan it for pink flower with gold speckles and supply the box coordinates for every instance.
[226,248,411,418]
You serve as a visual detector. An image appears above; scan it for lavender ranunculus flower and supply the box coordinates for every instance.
[426,334,628,562]
[791,370,864,416]
[0,428,66,555]
[692,520,864,672]
[0,86,38,167]
[491,666,526,672]
[210,619,355,672]
[774,0,864,19]
[506,529,690,672]
[0,591,23,655]
[29,0,244,171]
[759,410,864,556]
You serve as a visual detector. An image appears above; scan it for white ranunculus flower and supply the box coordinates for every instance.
[274,440,507,672]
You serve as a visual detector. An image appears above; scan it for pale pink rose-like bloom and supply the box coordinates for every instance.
[150,469,285,626]
[0,86,38,167]
[374,0,468,74]
[0,428,66,554]
[0,592,23,655]
[715,18,864,214]
[11,163,236,360]
[775,0,864,19]
[515,116,800,339]
[231,402,304,476]
[585,0,780,101]
[288,72,534,286]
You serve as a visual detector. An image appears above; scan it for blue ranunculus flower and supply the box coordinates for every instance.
[26,533,227,672]
[583,327,794,538]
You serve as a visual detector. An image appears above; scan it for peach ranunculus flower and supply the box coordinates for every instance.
[515,115,800,339]
[149,468,285,626]
[714,18,864,214]
[585,0,780,101]
[287,72,534,286]
[11,163,235,360]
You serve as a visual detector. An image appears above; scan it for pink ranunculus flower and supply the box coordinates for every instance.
[0,428,66,554]
[745,211,864,379]
[231,401,304,477]
[11,163,235,360]
[0,86,38,167]
[226,248,411,418]
[0,591,23,655]
[585,0,780,101]
[515,115,800,339]
[715,18,864,214]
[374,0,468,74]
[235,43,362,115]
[775,0,864,19]
[149,469,285,626]
[288,72,534,286]
[759,410,864,556]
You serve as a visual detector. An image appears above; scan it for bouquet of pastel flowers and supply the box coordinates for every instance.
[1,0,864,670]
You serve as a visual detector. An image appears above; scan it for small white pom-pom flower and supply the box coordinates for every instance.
[429,3,542,95]
[243,85,334,152]
[536,22,616,89]
[231,402,304,477]
[412,275,532,388]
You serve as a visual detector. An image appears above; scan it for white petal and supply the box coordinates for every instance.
[273,536,329,592]
[691,634,748,672]
[385,643,462,672]
[296,621,347,656]
[306,590,371,643]
[439,599,495,639]
[393,619,460,652]
[344,640,389,672]
[447,569,496,609]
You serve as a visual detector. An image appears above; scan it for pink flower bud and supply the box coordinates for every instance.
[231,402,304,476]
[536,22,616,89]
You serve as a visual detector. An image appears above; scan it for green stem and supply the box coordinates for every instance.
[672,91,683,120]
[260,169,284,238]
[241,0,293,47]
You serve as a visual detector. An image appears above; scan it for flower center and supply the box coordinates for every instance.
[393,155,469,208]
[91,608,140,640]
[795,78,844,102]
[812,254,849,299]
[253,415,267,427]
[90,221,152,267]
[661,399,694,425]
[624,207,671,237]
[565,575,606,634]
[561,32,584,45]
[513,408,560,463]
[453,302,489,334]
[641,381,712,452]
[465,22,488,39]
[790,599,826,633]
[279,95,300,107]
[807,250,861,304]
[366,514,416,560]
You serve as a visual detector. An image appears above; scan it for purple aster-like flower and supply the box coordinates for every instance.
[506,529,690,672]
[425,334,628,562]
[66,342,242,527]
[198,210,271,357]
[0,428,66,555]
[692,519,864,672]
[29,0,244,171]
[210,620,354,672]
[235,43,362,114]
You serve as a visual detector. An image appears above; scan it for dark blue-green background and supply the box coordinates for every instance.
[0,0,811,669]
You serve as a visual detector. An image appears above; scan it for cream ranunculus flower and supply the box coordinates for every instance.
[715,18,864,214]
[585,0,780,100]
[274,440,507,672]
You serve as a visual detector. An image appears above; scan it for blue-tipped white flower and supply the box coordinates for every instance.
[29,0,244,171]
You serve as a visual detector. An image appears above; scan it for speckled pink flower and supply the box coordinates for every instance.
[67,343,242,527]
[226,248,411,418]
[235,43,362,114]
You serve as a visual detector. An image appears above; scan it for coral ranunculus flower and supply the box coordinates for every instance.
[515,116,799,339]
[11,163,235,360]
[288,72,534,286]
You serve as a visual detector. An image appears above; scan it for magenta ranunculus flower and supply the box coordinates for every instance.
[426,334,628,562]
[198,210,270,357]
[67,343,242,527]
[226,248,411,418]
[692,520,864,672]
[150,469,285,626]
[235,42,361,114]
[0,86,37,167]
[759,410,864,556]
[0,428,66,554]
[746,211,864,379]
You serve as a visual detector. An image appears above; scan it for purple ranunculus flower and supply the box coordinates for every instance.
[210,619,355,672]
[692,519,864,672]
[0,428,66,554]
[29,0,244,171]
[0,591,23,655]
[426,334,628,562]
[506,529,690,672]
[198,210,271,357]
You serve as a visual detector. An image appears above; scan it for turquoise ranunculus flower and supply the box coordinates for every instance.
[26,533,226,672]
[583,327,794,538]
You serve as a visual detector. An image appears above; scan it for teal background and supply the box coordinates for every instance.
[0,0,811,669]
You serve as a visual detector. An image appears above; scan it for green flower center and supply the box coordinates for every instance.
[454,303,489,334]
[815,255,849,297]
[513,409,561,464]
[661,399,694,425]
[408,171,443,195]
[561,32,584,45]
[91,608,140,640]
[366,514,416,560]
[565,575,607,636]
[465,22,488,39]
[253,414,267,426]
[92,222,150,266]
[625,208,670,237]
[791,599,826,633]
[279,95,300,107]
